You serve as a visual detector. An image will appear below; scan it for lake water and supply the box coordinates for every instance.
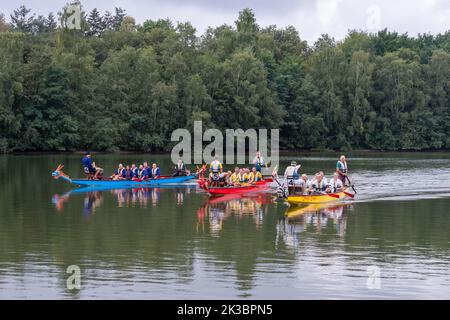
[0,152,449,299]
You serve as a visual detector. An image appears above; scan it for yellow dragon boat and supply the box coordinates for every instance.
[286,189,355,205]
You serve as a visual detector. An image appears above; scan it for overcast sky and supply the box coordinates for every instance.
[2,0,449,44]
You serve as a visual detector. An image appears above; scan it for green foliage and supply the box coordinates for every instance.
[1,5,450,152]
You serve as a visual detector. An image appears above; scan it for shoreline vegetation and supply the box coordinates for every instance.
[1,2,450,154]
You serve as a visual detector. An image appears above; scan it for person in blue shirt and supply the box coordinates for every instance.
[124,165,132,180]
[112,164,126,180]
[130,164,139,179]
[141,162,151,180]
[151,163,161,179]
[82,152,101,179]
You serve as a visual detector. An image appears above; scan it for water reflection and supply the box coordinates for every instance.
[276,203,353,249]
[52,186,195,213]
[197,194,276,236]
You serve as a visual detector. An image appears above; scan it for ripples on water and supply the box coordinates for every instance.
[0,153,450,299]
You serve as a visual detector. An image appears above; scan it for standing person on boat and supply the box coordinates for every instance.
[284,161,301,180]
[82,152,101,179]
[336,155,349,186]
[284,161,301,193]
[209,156,223,187]
[330,172,343,193]
[151,163,161,179]
[253,151,265,172]
[173,159,187,176]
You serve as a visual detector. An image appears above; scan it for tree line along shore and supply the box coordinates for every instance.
[1,3,450,154]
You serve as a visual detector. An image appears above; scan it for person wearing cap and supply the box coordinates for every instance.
[284,161,301,180]
[82,152,101,179]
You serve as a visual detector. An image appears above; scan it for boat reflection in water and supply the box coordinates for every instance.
[197,193,276,236]
[52,185,195,214]
[276,202,353,249]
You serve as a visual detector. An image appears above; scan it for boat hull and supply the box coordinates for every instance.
[71,175,195,187]
[286,189,354,205]
[208,179,272,195]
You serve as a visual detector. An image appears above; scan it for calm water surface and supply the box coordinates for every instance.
[0,152,450,299]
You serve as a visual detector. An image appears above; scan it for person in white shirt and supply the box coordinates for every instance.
[329,172,343,193]
[311,172,328,192]
[284,161,301,179]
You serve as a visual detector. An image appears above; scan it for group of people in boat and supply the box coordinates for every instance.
[204,151,266,188]
[283,155,350,195]
[82,152,190,180]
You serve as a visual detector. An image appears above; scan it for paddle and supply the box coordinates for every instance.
[342,191,355,198]
[344,175,357,194]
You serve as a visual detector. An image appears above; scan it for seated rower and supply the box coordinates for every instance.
[329,172,343,193]
[136,164,146,180]
[249,167,263,183]
[229,167,241,186]
[112,164,126,180]
[124,165,133,180]
[241,168,251,184]
[141,162,151,180]
[311,172,328,193]
[239,168,246,184]
[173,159,187,177]
[151,163,161,179]
[130,164,138,179]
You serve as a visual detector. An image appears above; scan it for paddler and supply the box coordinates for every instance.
[173,159,187,176]
[249,167,263,183]
[142,162,151,180]
[229,167,241,186]
[151,163,161,179]
[252,151,265,172]
[82,152,101,179]
[336,155,349,186]
[124,165,132,180]
[137,164,145,180]
[112,164,126,180]
[130,164,138,179]
[311,172,328,193]
[330,172,343,193]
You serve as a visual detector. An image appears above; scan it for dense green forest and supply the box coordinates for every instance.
[1,2,450,153]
